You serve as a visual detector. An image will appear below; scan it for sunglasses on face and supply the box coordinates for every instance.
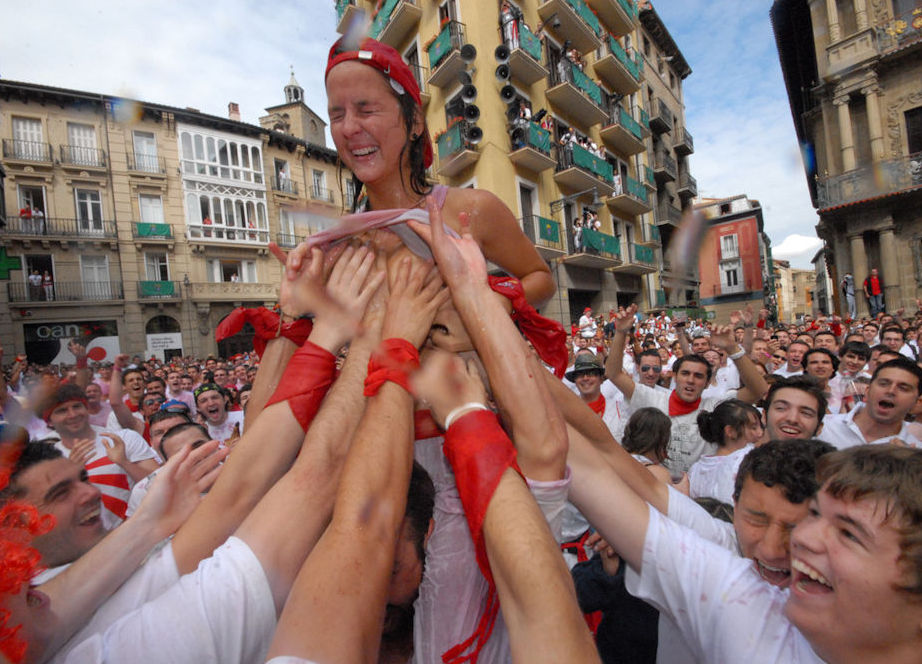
[640,365,662,373]
[772,354,786,359]
[143,398,164,407]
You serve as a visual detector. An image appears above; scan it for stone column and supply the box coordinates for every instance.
[854,0,868,30]
[879,225,900,311]
[863,83,885,162]
[826,0,841,42]
[849,232,869,318]
[835,95,856,172]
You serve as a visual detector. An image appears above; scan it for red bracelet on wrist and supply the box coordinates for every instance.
[363,338,419,396]
[215,306,313,357]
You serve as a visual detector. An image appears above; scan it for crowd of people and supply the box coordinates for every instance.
[0,34,920,664]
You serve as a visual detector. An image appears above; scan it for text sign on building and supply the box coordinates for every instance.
[23,320,119,366]
[146,333,183,362]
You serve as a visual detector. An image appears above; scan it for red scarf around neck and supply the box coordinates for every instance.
[668,390,701,416]
[587,394,606,417]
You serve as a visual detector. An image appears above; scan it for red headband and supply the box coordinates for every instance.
[42,397,88,423]
[325,37,433,168]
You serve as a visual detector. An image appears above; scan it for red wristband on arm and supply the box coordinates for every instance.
[264,341,336,432]
[215,306,313,358]
[363,338,419,396]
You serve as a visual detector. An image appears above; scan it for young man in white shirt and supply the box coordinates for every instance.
[164,369,196,414]
[193,383,244,443]
[773,339,809,377]
[819,357,922,449]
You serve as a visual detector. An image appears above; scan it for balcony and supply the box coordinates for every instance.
[276,232,305,249]
[826,28,878,78]
[877,7,922,56]
[436,122,479,177]
[372,0,421,48]
[546,59,608,128]
[643,164,656,190]
[613,242,657,274]
[1,216,117,242]
[132,222,174,250]
[674,127,694,156]
[637,223,660,246]
[677,172,697,200]
[311,186,336,205]
[506,22,549,85]
[538,0,602,54]
[137,280,182,301]
[655,288,667,307]
[607,175,651,217]
[593,35,642,94]
[653,151,677,183]
[563,227,621,268]
[272,176,299,196]
[7,280,124,304]
[427,20,467,88]
[2,139,52,165]
[187,281,277,302]
[638,107,651,136]
[508,122,556,173]
[127,152,167,176]
[648,98,673,134]
[555,142,615,196]
[521,215,568,259]
[59,144,106,170]
[816,151,922,211]
[586,0,637,36]
[187,223,270,246]
[599,106,645,155]
[655,202,683,227]
[408,63,431,107]
[335,0,361,34]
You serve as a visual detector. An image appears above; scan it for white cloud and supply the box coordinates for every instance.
[771,234,824,261]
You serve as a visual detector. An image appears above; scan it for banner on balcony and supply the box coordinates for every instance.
[135,223,171,238]
[538,217,559,243]
[23,319,119,366]
[139,281,176,297]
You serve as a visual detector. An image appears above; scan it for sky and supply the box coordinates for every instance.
[0,0,822,268]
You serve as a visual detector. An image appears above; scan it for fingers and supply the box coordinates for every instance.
[269,241,288,266]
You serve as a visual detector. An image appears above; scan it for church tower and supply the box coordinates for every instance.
[259,67,327,147]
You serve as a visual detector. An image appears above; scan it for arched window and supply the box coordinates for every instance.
[146,315,181,334]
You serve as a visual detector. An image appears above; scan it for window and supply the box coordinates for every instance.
[185,190,269,242]
[643,36,650,57]
[18,185,46,215]
[405,45,422,89]
[345,179,357,210]
[206,259,257,283]
[75,189,104,233]
[724,266,740,288]
[312,170,326,198]
[907,106,922,155]
[145,253,169,281]
[133,131,159,172]
[179,129,263,184]
[720,234,739,259]
[66,123,99,166]
[80,255,112,299]
[719,203,732,215]
[669,72,676,90]
[139,195,164,224]
[275,159,294,193]
[12,117,44,160]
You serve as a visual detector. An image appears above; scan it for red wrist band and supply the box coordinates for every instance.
[75,356,88,369]
[215,306,313,357]
[363,338,419,397]
[756,319,766,329]
[265,341,336,432]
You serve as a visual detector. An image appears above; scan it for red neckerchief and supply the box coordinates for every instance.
[669,390,701,416]
[414,409,441,440]
[587,394,606,417]
[124,396,139,413]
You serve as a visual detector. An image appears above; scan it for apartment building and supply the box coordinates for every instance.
[335,0,697,322]
[772,0,922,317]
[694,195,774,322]
[0,76,343,362]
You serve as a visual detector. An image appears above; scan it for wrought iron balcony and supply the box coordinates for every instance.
[1,215,116,239]
[613,242,657,274]
[59,145,106,168]
[677,172,697,199]
[132,222,173,241]
[437,122,479,177]
[505,22,548,85]
[648,98,673,134]
[816,151,922,211]
[137,280,181,300]
[311,186,335,204]
[674,127,694,156]
[371,0,421,48]
[555,142,615,195]
[8,280,124,303]
[187,223,270,244]
[599,105,644,155]
[546,58,608,128]
[427,20,467,87]
[593,34,642,93]
[127,152,166,174]
[563,227,621,268]
[655,202,683,227]
[520,214,568,258]
[2,139,52,163]
[508,121,556,172]
[653,151,677,183]
[607,175,651,217]
[276,232,304,248]
[273,176,299,195]
[187,281,277,302]
[407,63,431,106]
[538,0,602,54]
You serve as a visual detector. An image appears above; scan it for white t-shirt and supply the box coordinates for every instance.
[628,384,736,474]
[105,400,144,432]
[626,507,824,663]
[579,314,597,339]
[206,410,245,443]
[688,444,753,505]
[60,537,276,664]
[818,404,922,450]
[55,427,159,528]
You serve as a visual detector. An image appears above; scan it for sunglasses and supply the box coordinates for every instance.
[772,354,786,359]
[143,398,165,407]
[640,365,662,373]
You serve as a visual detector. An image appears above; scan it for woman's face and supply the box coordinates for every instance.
[326,61,421,190]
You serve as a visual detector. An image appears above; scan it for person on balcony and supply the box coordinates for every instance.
[500,1,519,50]
[863,267,884,317]
[42,270,54,301]
[28,269,43,301]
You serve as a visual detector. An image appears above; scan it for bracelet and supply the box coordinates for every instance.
[363,338,420,396]
[729,348,746,361]
[444,402,489,429]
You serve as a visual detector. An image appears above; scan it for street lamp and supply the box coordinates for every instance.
[549,187,603,215]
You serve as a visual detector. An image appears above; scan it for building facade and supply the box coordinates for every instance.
[0,78,345,363]
[811,246,834,315]
[335,0,698,323]
[694,195,774,322]
[772,0,922,318]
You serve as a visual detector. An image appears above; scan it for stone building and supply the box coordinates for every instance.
[772,0,922,317]
[0,76,344,362]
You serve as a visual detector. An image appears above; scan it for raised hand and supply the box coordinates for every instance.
[741,304,754,326]
[317,245,385,336]
[381,257,450,348]
[614,303,637,333]
[68,339,87,360]
[412,350,487,428]
[709,324,737,352]
[113,353,130,370]
[69,438,96,467]
[728,310,742,327]
[101,433,128,467]
[406,197,487,291]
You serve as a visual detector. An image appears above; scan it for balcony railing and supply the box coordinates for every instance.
[521,214,568,253]
[678,172,698,198]
[273,176,299,195]
[656,203,683,226]
[59,145,106,168]
[609,105,644,141]
[137,280,181,299]
[2,139,52,162]
[518,21,543,61]
[8,280,124,303]
[553,58,605,108]
[558,142,614,183]
[604,35,642,82]
[132,222,173,239]
[629,242,656,265]
[127,152,166,174]
[674,127,694,155]
[437,122,475,159]
[311,186,335,204]
[276,232,304,248]
[511,121,553,155]
[641,223,660,244]
[427,20,465,71]
[187,223,270,244]
[816,151,922,210]
[1,215,117,238]
[644,164,655,188]
[578,227,620,259]
[649,98,673,133]
[566,0,601,35]
[369,0,401,38]
[407,62,430,101]
[654,151,677,181]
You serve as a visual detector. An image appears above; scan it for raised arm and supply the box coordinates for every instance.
[604,304,637,401]
[710,324,768,404]
[265,256,446,661]
[107,355,145,435]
